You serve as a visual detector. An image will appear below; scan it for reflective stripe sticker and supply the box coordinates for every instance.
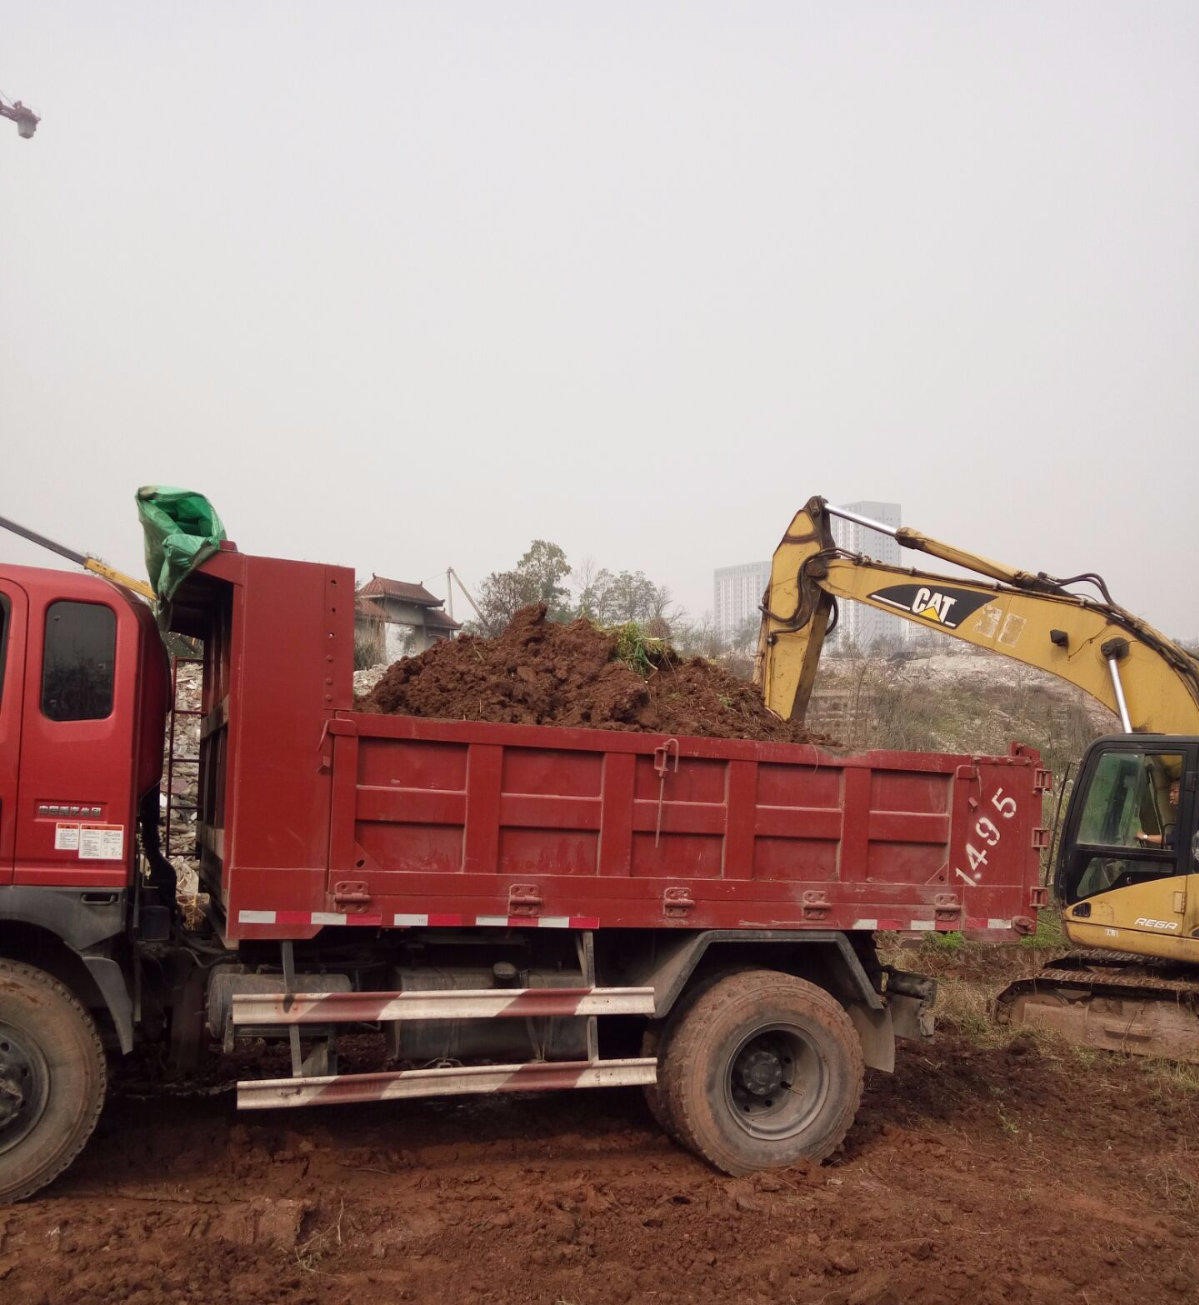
[238,910,602,930]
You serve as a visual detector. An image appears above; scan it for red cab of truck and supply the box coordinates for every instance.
[0,565,167,892]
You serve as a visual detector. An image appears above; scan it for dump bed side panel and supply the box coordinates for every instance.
[229,713,1045,941]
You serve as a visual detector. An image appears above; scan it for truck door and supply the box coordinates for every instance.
[0,579,28,884]
[14,592,134,888]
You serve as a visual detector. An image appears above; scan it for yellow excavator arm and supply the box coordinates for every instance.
[756,496,1199,735]
[0,513,156,602]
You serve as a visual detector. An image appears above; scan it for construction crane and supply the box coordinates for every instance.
[0,91,39,139]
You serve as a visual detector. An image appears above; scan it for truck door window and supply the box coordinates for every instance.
[41,600,117,721]
[1067,749,1185,902]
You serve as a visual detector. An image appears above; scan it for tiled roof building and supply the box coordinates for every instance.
[354,574,460,663]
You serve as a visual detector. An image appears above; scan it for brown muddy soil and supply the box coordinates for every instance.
[3,1028,1194,1305]
[360,605,821,743]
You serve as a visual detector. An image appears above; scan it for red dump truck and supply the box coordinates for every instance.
[0,543,1048,1200]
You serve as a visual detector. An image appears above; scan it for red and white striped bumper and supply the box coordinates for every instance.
[237,1057,657,1110]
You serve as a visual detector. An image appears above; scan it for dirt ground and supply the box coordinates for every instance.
[3,999,1195,1305]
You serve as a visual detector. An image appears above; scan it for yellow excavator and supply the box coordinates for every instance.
[756,496,1199,1061]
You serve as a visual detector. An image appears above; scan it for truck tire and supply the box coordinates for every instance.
[658,969,863,1175]
[640,967,739,1142]
[640,1024,676,1138]
[0,960,107,1203]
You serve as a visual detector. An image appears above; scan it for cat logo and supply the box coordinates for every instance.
[868,584,993,631]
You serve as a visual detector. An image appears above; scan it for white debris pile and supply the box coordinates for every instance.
[353,663,389,696]
[162,659,205,919]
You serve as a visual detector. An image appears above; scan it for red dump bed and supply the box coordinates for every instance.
[168,551,1048,944]
[269,716,1047,939]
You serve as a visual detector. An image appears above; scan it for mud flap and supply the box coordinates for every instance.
[82,956,134,1054]
[886,970,937,1042]
[847,1003,894,1073]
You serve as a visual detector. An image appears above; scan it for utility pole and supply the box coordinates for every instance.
[446,567,488,631]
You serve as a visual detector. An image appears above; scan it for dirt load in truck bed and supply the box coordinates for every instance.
[359,605,819,743]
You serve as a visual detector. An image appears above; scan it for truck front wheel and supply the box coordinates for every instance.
[0,960,107,1203]
[659,969,863,1175]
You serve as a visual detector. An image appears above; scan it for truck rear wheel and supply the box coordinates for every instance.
[0,960,107,1203]
[640,967,738,1142]
[659,969,863,1175]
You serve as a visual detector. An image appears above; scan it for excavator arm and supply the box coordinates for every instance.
[755,497,1199,1062]
[755,496,1199,735]
[0,513,155,602]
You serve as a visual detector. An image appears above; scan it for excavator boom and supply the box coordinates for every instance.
[755,496,1199,735]
[0,513,155,602]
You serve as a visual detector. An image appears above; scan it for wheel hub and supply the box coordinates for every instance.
[0,1076,22,1127]
[735,1046,785,1097]
[724,1022,828,1142]
[0,1025,49,1155]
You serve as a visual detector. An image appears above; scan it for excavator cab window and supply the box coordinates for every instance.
[1062,748,1187,904]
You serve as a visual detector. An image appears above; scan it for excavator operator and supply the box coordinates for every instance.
[1138,775,1181,849]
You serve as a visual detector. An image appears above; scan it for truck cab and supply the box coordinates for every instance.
[0,565,168,1008]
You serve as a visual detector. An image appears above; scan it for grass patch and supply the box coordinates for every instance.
[931,977,995,1041]
[1019,908,1068,953]
[612,622,667,675]
[921,929,965,955]
[1137,1056,1199,1099]
[1140,1140,1199,1217]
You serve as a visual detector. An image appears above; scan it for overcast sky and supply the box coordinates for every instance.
[3,3,1197,639]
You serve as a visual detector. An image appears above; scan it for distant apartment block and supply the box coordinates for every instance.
[713,560,772,642]
[827,501,908,651]
[713,501,907,650]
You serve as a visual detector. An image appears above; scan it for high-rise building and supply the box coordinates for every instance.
[827,500,907,651]
[712,500,907,649]
[713,560,772,642]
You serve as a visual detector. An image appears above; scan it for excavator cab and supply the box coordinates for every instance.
[1056,737,1197,962]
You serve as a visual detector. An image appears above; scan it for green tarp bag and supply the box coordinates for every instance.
[136,486,227,602]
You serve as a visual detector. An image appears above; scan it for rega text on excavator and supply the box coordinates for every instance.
[756,496,1199,1061]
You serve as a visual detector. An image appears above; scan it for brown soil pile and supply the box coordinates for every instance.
[359,605,818,743]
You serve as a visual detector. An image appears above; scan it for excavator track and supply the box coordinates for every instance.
[996,951,1199,1064]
